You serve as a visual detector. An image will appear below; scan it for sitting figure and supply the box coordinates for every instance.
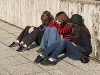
[9,11,54,52]
[36,11,72,53]
[34,14,92,65]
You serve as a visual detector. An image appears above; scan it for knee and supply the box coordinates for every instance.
[61,38,69,44]
[50,27,57,31]
[61,38,66,42]
[34,28,39,32]
[45,27,50,32]
[50,27,57,34]
[46,27,50,30]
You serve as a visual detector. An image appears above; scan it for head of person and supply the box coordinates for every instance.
[70,14,91,43]
[55,11,69,27]
[41,11,54,25]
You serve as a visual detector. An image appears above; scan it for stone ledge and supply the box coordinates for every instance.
[60,0,100,5]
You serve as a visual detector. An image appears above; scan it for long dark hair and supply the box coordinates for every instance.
[41,11,54,25]
[71,23,91,44]
[55,11,69,27]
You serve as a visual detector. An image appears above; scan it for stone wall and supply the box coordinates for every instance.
[66,0,100,60]
[0,0,100,59]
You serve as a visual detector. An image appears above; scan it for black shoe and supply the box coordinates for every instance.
[34,55,45,64]
[36,48,44,53]
[16,45,28,52]
[8,42,20,47]
[40,59,57,66]
[80,56,89,63]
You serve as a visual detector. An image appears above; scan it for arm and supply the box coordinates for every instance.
[60,35,63,39]
[38,24,43,31]
[28,26,35,33]
[77,31,92,55]
[48,22,59,28]
[38,24,48,31]
[57,24,72,35]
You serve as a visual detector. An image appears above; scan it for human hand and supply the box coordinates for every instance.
[60,35,63,39]
[56,19,62,25]
[28,27,34,33]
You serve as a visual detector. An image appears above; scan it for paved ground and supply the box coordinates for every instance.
[0,20,100,75]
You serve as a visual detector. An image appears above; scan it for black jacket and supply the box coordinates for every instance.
[76,31,92,55]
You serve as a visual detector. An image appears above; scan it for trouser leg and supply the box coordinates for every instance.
[50,39,66,59]
[17,26,31,42]
[40,27,50,50]
[51,38,83,60]
[42,40,60,58]
[22,28,40,47]
[47,27,60,47]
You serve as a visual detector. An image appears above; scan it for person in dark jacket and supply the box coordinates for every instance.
[8,11,54,52]
[34,14,92,65]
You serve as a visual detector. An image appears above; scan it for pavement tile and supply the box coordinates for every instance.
[47,60,87,75]
[0,20,100,75]
[0,25,22,34]
[1,37,17,46]
[0,29,8,34]
[0,68,11,75]
[0,34,16,44]
[25,72,50,75]
[37,63,59,71]
[63,57,100,75]
[6,63,44,75]
[18,51,38,62]
[0,47,18,58]
[0,54,30,68]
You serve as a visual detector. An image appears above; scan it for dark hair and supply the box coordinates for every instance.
[41,11,54,25]
[71,23,91,44]
[55,11,69,27]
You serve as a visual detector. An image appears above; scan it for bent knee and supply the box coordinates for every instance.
[50,27,57,31]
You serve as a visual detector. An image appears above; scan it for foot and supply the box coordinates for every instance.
[40,59,57,66]
[36,48,44,53]
[8,42,20,47]
[16,45,28,52]
[34,55,45,64]
[80,55,89,63]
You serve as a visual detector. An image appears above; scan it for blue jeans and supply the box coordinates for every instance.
[43,38,83,60]
[40,27,60,50]
[42,40,60,57]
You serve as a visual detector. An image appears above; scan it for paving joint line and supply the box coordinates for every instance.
[4,68,12,75]
[63,60,87,72]
[17,53,51,75]
[8,47,52,75]
[0,27,17,36]
[0,41,8,46]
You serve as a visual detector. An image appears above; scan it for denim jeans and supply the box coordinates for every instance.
[43,38,83,60]
[40,27,60,50]
[42,40,60,57]
[51,38,83,60]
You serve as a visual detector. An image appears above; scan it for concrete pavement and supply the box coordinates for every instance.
[0,20,100,75]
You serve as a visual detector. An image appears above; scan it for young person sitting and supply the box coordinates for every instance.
[9,11,54,52]
[36,11,72,53]
[34,14,92,65]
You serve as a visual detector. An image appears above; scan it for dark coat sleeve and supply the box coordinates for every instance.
[76,31,92,55]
